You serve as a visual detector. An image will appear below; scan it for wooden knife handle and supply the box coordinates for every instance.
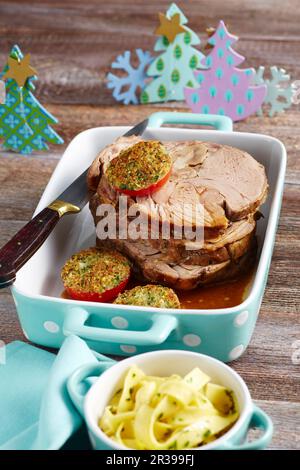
[0,200,80,288]
[0,207,61,288]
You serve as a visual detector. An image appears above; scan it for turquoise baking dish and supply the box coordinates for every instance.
[11,112,286,362]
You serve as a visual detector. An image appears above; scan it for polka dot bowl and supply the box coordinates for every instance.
[67,350,273,450]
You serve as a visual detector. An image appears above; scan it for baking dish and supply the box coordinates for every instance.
[11,112,286,362]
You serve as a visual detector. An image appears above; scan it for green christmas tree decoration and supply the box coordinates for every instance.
[0,45,63,155]
[141,3,205,103]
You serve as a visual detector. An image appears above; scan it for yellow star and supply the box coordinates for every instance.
[155,12,186,43]
[206,27,216,38]
[3,54,37,87]
[205,27,216,50]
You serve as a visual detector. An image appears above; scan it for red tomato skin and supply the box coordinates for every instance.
[115,169,171,197]
[65,275,130,303]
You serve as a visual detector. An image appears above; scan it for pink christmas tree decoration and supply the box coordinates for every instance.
[184,21,267,122]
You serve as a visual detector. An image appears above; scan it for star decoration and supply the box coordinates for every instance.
[206,26,216,37]
[3,54,37,87]
[155,12,186,43]
[205,27,216,50]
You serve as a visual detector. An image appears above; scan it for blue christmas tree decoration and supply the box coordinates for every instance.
[107,49,153,105]
[0,45,63,155]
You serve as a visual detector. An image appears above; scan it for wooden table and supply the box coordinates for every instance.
[0,0,299,450]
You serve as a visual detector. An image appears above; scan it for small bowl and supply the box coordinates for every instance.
[67,350,273,450]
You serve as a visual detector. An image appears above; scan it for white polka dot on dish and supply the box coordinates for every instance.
[43,321,60,334]
[234,310,249,327]
[111,316,128,329]
[229,344,244,361]
[183,334,201,347]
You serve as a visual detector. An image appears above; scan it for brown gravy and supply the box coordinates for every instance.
[61,268,253,309]
[178,269,253,309]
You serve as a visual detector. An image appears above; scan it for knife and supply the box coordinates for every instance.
[0,118,148,288]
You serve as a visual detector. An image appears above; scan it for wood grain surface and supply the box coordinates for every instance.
[0,0,299,450]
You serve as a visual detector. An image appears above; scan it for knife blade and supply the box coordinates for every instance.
[0,118,148,288]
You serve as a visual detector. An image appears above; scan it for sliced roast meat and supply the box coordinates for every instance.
[147,225,255,266]
[142,247,256,291]
[166,249,256,290]
[135,182,228,231]
[135,141,267,229]
[149,215,256,255]
[98,229,255,267]
[96,237,256,290]
[88,136,266,290]
[87,137,268,233]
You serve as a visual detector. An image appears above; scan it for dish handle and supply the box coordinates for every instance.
[222,405,273,450]
[63,307,178,346]
[148,111,233,132]
[68,361,115,414]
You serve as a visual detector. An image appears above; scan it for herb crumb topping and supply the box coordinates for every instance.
[105,141,172,192]
[61,247,130,294]
[113,284,180,309]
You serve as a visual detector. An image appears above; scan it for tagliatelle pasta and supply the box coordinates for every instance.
[98,365,239,450]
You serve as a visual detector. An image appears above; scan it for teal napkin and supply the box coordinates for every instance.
[0,335,102,450]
